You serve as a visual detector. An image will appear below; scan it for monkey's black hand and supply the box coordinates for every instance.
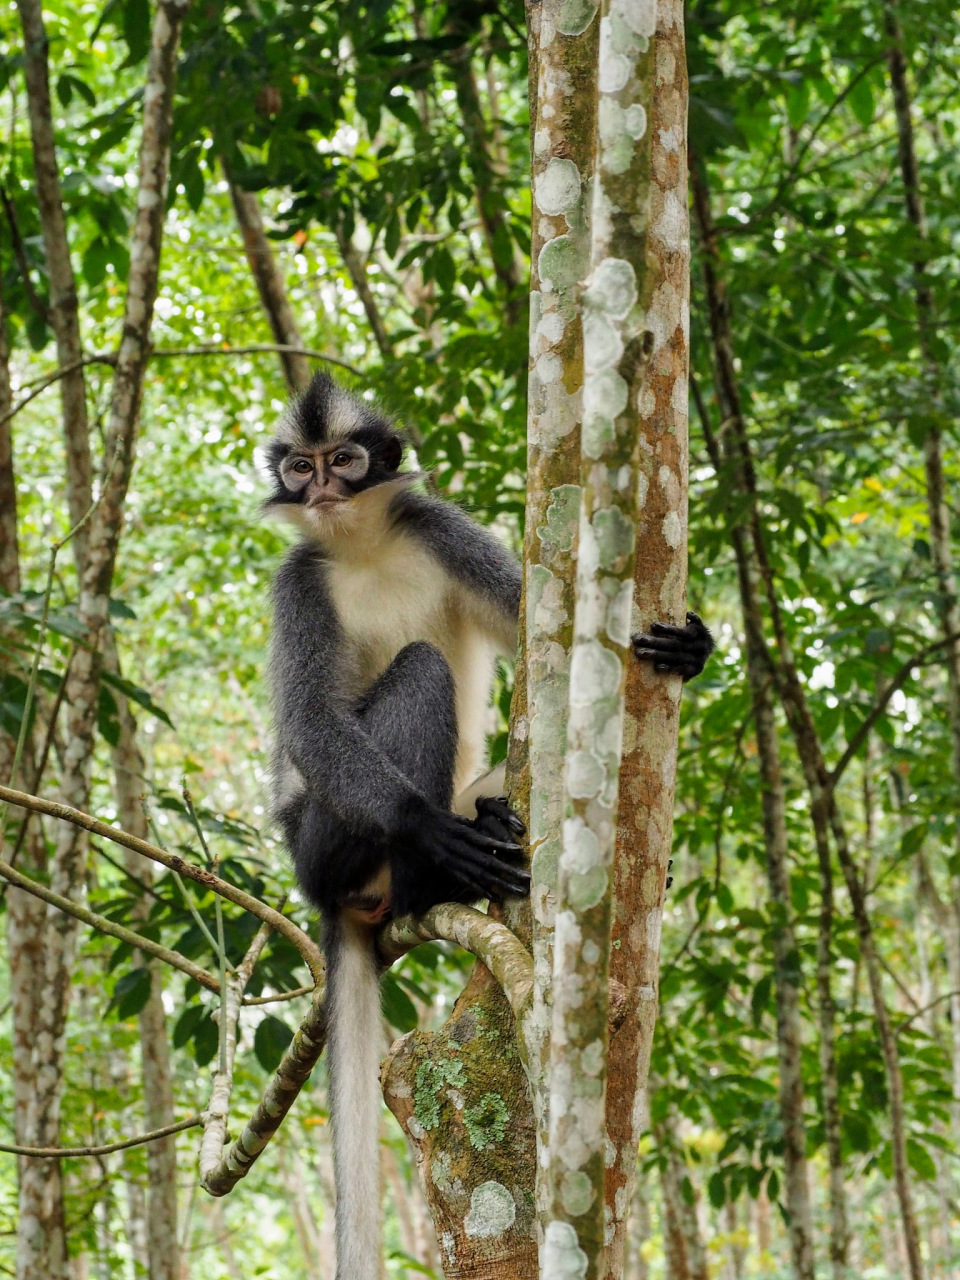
[632,611,714,682]
[403,799,530,902]
[473,795,526,855]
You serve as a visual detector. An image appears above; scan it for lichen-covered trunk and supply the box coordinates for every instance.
[382,963,538,1279]
[523,0,598,1233]
[542,1,659,1273]
[603,4,689,1268]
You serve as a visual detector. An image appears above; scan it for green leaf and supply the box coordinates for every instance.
[254,1015,294,1072]
[193,1014,220,1067]
[906,1138,937,1181]
[101,670,174,728]
[381,971,419,1033]
[109,967,152,1019]
[848,77,874,129]
[122,0,151,64]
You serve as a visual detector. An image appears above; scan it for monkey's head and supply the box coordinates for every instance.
[261,373,408,537]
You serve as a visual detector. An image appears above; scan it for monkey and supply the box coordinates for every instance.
[261,373,712,1280]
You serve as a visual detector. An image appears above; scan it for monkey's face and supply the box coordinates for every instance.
[280,441,372,508]
[260,373,408,536]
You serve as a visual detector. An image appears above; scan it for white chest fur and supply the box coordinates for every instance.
[323,521,501,795]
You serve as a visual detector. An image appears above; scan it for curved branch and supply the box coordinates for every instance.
[0,786,324,983]
[0,1115,201,1158]
[380,902,534,1021]
[0,852,220,992]
[201,993,327,1196]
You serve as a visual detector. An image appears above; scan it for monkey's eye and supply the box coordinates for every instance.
[330,452,353,469]
[291,459,313,475]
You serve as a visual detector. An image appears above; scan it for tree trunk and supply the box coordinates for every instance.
[883,0,960,1143]
[657,1125,708,1280]
[542,2,659,1270]
[522,0,598,1238]
[335,226,394,360]
[446,28,522,316]
[0,261,66,1280]
[382,963,538,1280]
[689,165,817,1280]
[604,4,690,1268]
[226,178,313,393]
[16,0,92,570]
[105,633,180,1280]
[16,8,190,1277]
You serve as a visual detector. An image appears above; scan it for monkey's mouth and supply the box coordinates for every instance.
[306,495,349,509]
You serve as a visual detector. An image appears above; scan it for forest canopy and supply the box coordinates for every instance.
[2,0,960,1278]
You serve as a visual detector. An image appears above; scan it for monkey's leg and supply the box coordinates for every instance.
[281,641,458,914]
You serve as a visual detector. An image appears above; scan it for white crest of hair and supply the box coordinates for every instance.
[327,913,384,1280]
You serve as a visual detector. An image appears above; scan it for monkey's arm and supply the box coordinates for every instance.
[632,611,715,682]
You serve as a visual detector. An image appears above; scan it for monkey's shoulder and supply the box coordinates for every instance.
[387,487,521,613]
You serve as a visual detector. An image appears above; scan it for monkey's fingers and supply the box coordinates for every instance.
[475,796,526,836]
[440,839,531,892]
[434,847,528,898]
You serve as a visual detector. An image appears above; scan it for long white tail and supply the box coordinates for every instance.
[325,913,383,1280]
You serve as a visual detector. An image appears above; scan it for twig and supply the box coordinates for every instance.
[149,344,363,378]
[829,630,960,788]
[183,782,231,1071]
[0,356,116,429]
[199,918,275,1180]
[895,989,960,1036]
[201,994,327,1196]
[0,853,220,992]
[242,985,312,1006]
[0,1115,201,1158]
[0,785,324,982]
[143,801,221,956]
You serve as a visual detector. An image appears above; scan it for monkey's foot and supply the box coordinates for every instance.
[632,611,714,682]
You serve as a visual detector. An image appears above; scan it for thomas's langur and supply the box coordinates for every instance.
[262,373,713,1280]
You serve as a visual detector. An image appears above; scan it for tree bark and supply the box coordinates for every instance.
[690,163,817,1280]
[17,8,190,1278]
[883,0,960,1143]
[543,4,659,1272]
[335,226,394,360]
[446,36,523,317]
[226,179,313,393]
[604,5,690,1269]
[522,0,598,1240]
[15,0,92,571]
[0,256,65,1280]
